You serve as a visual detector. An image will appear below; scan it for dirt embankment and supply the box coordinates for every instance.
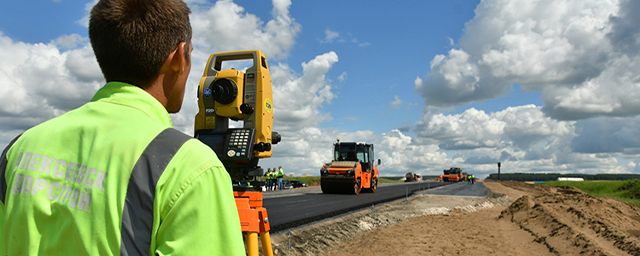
[268,181,640,256]
[499,181,640,255]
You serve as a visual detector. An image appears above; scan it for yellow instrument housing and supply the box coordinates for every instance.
[195,50,274,159]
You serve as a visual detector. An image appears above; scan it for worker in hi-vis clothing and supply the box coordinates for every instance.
[277,166,284,190]
[0,0,245,255]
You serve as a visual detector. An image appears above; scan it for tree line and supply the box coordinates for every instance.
[486,173,640,181]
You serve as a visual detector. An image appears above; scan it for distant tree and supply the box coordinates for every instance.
[486,173,640,181]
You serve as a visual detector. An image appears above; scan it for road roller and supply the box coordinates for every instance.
[320,139,380,195]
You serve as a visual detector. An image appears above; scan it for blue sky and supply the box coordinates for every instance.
[1,0,639,178]
[233,0,543,134]
[238,0,487,134]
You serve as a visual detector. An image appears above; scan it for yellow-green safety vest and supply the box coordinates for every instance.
[0,82,245,255]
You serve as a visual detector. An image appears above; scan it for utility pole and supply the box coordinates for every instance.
[498,162,501,181]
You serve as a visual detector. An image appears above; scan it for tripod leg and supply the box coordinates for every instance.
[245,232,259,256]
[260,232,274,256]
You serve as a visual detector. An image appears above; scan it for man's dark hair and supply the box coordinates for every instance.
[89,0,192,88]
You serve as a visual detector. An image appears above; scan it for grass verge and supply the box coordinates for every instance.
[541,180,640,205]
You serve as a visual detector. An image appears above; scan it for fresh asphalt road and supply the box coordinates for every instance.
[263,181,489,233]
[420,181,490,197]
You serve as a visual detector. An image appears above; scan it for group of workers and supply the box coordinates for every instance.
[264,166,284,191]
[467,174,476,184]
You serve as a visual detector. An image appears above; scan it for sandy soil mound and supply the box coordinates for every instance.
[499,184,640,255]
[267,181,640,256]
[270,194,497,255]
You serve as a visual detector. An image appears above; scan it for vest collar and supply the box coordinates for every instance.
[91,82,173,127]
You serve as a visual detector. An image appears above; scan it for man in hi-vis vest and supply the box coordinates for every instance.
[0,0,245,255]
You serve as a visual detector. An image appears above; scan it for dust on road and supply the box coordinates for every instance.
[269,181,640,256]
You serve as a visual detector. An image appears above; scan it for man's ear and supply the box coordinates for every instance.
[170,42,188,75]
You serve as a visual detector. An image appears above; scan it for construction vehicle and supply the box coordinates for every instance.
[404,172,422,182]
[441,167,464,182]
[320,139,380,195]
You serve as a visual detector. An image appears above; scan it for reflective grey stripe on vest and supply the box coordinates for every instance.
[120,128,192,256]
[0,134,23,204]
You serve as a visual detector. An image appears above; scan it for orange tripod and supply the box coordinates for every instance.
[234,190,273,256]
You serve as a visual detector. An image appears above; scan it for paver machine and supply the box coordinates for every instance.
[442,167,464,182]
[320,139,380,195]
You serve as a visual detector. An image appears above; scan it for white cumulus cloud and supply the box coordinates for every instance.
[190,0,300,61]
[390,95,403,109]
[270,51,338,132]
[0,32,102,144]
[416,0,640,121]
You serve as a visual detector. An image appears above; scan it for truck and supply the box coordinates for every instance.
[404,172,422,182]
[441,167,464,182]
[320,139,380,195]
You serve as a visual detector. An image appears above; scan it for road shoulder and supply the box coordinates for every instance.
[270,181,551,256]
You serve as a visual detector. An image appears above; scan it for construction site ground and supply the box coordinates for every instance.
[268,180,640,256]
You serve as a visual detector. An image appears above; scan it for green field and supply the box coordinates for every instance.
[540,180,640,205]
[284,176,403,187]
[282,177,640,205]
